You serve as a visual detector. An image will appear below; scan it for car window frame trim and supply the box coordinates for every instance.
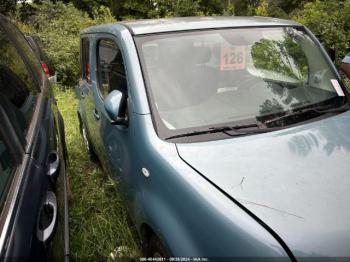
[80,36,92,84]
[0,154,31,257]
[92,33,129,102]
[0,104,31,256]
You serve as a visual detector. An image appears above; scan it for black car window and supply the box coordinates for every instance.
[25,36,40,58]
[81,38,91,82]
[0,134,16,209]
[96,38,127,99]
[0,23,38,136]
[0,18,43,86]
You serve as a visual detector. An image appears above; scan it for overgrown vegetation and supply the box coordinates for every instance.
[9,0,350,87]
[1,0,349,258]
[16,2,115,85]
[54,87,140,259]
[293,0,350,64]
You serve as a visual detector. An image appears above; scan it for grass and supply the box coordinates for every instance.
[54,87,140,260]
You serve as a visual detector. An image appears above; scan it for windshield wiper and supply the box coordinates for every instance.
[165,122,271,140]
[264,103,350,126]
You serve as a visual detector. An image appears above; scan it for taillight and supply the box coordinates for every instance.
[41,63,50,76]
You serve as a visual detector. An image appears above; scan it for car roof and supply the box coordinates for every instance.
[81,16,302,36]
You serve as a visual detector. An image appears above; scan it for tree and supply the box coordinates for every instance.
[293,0,350,64]
[71,0,111,16]
[173,0,200,16]
[254,0,311,18]
[232,0,259,16]
[17,1,115,86]
[0,0,17,15]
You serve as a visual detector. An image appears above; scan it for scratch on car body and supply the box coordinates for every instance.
[236,198,304,219]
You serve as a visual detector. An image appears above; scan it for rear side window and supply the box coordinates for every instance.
[0,134,16,209]
[81,38,90,82]
[1,18,43,84]
[0,24,38,136]
[97,38,127,99]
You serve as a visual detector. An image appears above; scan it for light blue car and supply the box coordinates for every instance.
[77,16,350,260]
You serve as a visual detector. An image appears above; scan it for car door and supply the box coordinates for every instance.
[91,36,133,184]
[0,16,66,260]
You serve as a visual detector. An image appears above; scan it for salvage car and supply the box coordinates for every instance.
[0,15,69,260]
[77,16,350,259]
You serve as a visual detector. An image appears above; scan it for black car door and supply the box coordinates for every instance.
[0,15,66,261]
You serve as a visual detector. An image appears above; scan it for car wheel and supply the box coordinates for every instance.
[80,122,98,162]
[147,235,169,258]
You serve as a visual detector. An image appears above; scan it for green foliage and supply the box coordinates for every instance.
[293,0,350,64]
[199,0,229,16]
[0,0,16,15]
[14,0,350,85]
[251,36,308,81]
[70,0,110,16]
[251,0,350,66]
[112,0,155,20]
[17,1,115,86]
[254,0,310,18]
[111,0,204,20]
[255,0,269,16]
[173,0,201,17]
[232,0,259,16]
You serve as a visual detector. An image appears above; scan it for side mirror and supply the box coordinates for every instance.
[104,90,127,125]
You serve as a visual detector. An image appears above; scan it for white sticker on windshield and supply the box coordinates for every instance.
[331,79,345,96]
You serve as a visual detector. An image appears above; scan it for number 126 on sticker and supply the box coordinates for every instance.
[220,46,246,71]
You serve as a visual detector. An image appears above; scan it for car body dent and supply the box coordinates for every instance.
[176,110,350,257]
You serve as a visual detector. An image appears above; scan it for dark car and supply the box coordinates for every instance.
[0,15,69,260]
[25,34,56,85]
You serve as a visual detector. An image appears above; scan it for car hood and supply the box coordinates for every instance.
[176,112,350,258]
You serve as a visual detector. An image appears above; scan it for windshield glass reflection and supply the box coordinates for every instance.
[136,27,345,133]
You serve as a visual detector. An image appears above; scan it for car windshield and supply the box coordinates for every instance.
[135,27,347,137]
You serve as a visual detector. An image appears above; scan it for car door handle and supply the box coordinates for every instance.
[37,191,57,243]
[93,108,100,120]
[47,150,60,183]
[79,86,89,99]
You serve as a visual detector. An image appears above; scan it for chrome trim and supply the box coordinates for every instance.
[37,191,57,243]
[142,167,150,178]
[25,80,44,154]
[0,155,29,254]
[47,150,59,178]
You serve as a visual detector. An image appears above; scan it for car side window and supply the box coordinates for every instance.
[0,26,38,136]
[0,134,16,209]
[1,18,43,85]
[81,38,91,82]
[97,38,127,99]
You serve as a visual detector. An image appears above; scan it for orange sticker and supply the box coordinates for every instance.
[220,46,246,71]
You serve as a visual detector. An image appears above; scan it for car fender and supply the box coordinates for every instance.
[134,189,200,256]
[131,114,290,258]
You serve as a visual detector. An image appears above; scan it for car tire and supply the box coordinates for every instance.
[147,234,169,258]
[80,121,98,162]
